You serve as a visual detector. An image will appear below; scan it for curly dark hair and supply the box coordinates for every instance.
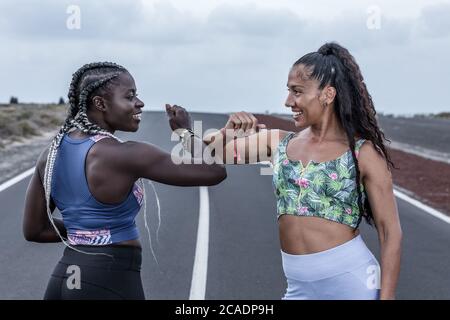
[293,42,394,227]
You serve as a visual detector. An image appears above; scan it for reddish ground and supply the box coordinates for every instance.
[255,114,450,215]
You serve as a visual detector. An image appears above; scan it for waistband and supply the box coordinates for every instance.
[60,245,142,272]
[281,235,377,281]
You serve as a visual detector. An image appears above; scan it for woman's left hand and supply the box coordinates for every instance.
[165,104,192,131]
[222,111,266,138]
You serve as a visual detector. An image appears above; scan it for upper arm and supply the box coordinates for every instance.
[108,140,226,187]
[358,142,401,233]
[224,129,289,164]
[23,149,56,240]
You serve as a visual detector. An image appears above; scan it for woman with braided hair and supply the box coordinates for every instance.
[22,62,226,299]
[204,42,402,299]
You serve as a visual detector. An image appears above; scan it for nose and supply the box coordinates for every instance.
[136,97,144,109]
[284,92,294,109]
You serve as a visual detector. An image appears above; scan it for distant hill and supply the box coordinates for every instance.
[0,104,67,148]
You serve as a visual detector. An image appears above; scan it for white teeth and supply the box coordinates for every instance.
[293,111,303,117]
[133,114,142,120]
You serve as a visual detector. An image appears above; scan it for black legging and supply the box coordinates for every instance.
[44,244,145,300]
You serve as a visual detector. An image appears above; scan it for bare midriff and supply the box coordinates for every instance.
[278,214,360,255]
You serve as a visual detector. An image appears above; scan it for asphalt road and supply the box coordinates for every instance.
[376,115,450,155]
[0,112,449,299]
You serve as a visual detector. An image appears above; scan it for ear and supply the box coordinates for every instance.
[321,85,337,107]
[91,96,107,112]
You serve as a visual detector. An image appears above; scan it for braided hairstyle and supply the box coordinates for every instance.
[293,42,394,227]
[43,62,160,261]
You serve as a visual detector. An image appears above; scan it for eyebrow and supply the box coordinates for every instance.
[287,84,305,89]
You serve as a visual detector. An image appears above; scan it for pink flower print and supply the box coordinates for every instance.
[296,178,309,188]
[283,159,289,165]
[345,208,352,215]
[329,172,338,180]
[300,207,309,214]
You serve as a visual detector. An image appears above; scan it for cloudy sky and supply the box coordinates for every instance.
[1,0,449,115]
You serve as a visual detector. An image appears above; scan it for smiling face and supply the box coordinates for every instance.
[285,64,330,128]
[100,72,145,132]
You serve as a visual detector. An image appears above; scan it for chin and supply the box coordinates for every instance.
[294,119,309,130]
[124,125,139,132]
[294,119,304,127]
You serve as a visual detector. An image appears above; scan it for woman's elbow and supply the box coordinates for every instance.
[22,220,44,242]
[206,165,227,185]
[23,228,39,242]
[379,223,403,246]
[391,222,403,243]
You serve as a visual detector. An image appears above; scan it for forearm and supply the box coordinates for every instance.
[181,128,228,164]
[174,130,227,183]
[202,129,267,164]
[29,218,67,243]
[378,228,402,299]
[202,129,237,163]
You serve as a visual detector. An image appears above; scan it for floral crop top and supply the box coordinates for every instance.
[272,132,366,228]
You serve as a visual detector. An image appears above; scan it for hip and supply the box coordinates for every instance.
[281,234,379,281]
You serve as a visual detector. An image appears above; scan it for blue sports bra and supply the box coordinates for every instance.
[51,133,143,245]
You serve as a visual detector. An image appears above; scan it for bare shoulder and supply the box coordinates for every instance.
[264,129,290,145]
[88,137,136,164]
[91,138,164,169]
[37,146,48,166]
[93,138,159,155]
[358,140,390,176]
[277,129,291,140]
[264,129,291,160]
[36,143,52,181]
[359,140,384,160]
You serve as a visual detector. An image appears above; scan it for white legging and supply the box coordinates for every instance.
[281,235,380,300]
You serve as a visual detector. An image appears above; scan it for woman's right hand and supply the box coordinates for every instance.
[223,112,266,138]
[165,104,192,131]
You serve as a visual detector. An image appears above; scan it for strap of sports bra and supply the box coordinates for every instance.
[278,132,296,154]
[355,139,366,157]
[89,134,113,143]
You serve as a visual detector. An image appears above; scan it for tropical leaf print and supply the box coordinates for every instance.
[329,180,343,192]
[272,132,366,228]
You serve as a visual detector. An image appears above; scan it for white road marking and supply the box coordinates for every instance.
[0,167,35,192]
[189,186,210,300]
[394,189,450,224]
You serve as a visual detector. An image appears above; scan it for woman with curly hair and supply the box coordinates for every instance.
[204,42,402,299]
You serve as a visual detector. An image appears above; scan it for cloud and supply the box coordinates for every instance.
[0,0,143,40]
[0,0,449,115]
[416,2,450,38]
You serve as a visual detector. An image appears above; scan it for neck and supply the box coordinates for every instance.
[86,109,115,134]
[309,109,345,142]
